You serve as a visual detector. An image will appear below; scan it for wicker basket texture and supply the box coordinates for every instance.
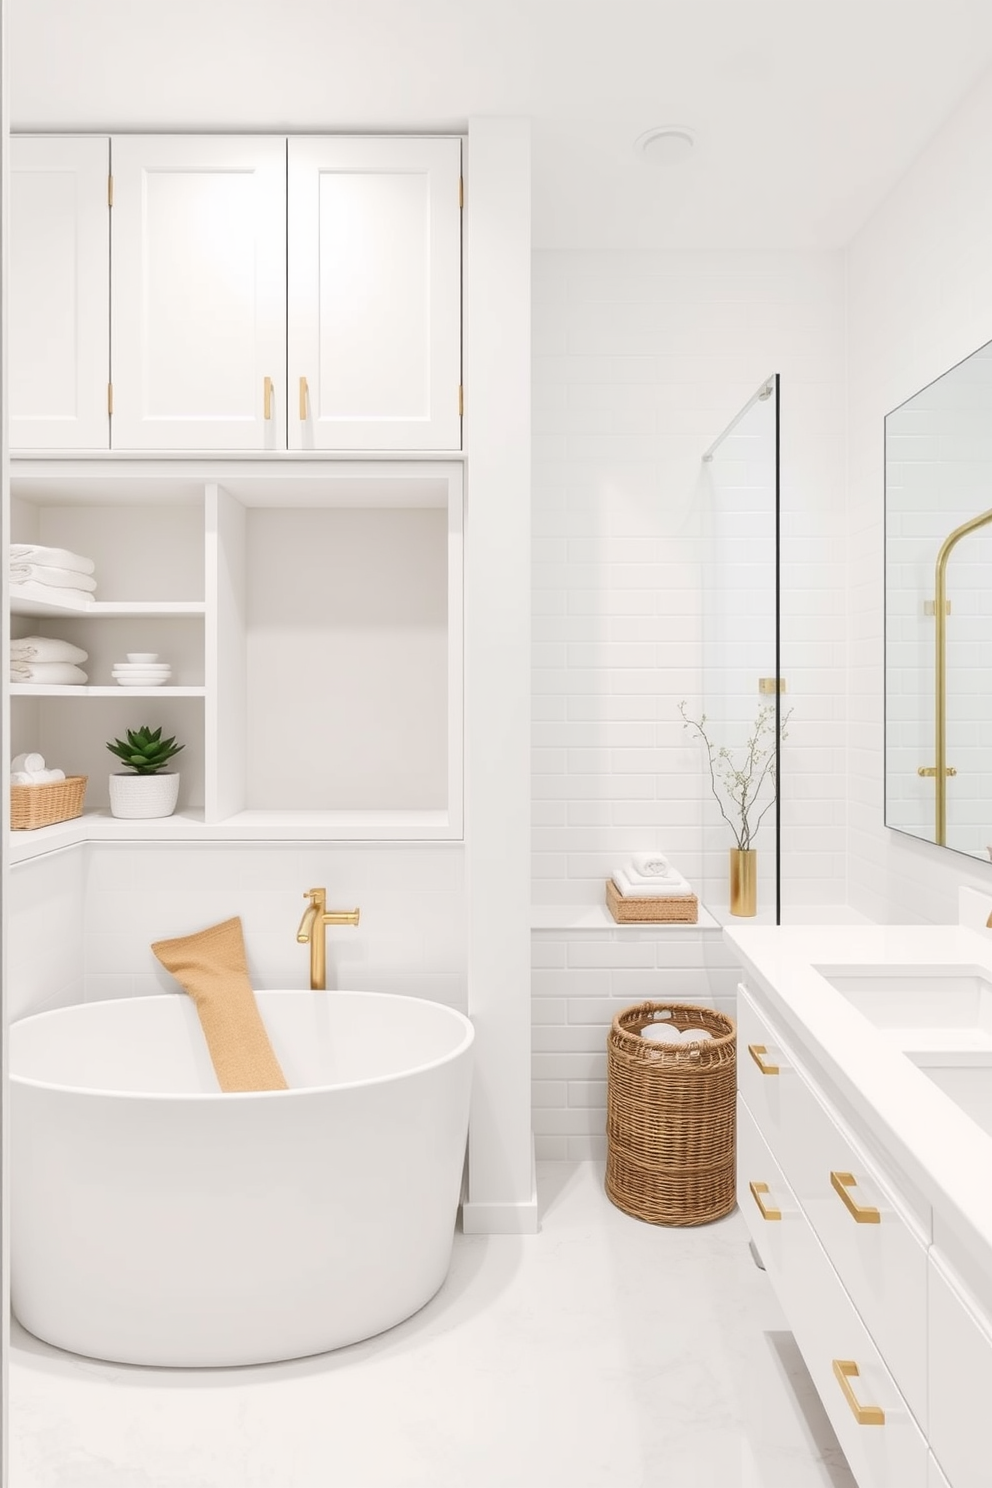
[606,1001,736,1226]
[10,775,87,830]
[605,878,698,923]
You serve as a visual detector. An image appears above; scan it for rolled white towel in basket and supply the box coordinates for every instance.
[631,852,673,877]
[11,752,46,774]
[11,768,65,785]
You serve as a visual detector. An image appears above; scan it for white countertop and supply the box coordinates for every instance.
[724,902,992,1294]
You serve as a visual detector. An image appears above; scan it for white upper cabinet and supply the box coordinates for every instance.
[10,136,110,452]
[110,137,287,452]
[288,137,462,451]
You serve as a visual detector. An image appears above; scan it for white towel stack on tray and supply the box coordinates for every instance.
[9,544,97,610]
[611,852,694,900]
[10,635,89,686]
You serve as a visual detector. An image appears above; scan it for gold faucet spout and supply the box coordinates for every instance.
[296,888,359,990]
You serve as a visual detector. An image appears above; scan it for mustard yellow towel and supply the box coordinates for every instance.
[151,916,288,1093]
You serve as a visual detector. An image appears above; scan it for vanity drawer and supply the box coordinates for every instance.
[929,1251,992,1488]
[778,1184,928,1488]
[737,1093,801,1286]
[780,1070,930,1431]
[737,985,797,1153]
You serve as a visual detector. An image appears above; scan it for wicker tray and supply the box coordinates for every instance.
[11,775,87,830]
[606,878,698,923]
[606,1001,736,1226]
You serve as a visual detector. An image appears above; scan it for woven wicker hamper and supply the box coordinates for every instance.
[606,1001,736,1226]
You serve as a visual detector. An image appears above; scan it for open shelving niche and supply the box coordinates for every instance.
[9,459,464,864]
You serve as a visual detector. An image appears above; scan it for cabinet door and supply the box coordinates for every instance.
[10,136,110,451]
[111,137,286,452]
[288,137,461,451]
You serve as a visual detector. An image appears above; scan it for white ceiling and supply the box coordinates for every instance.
[11,0,992,251]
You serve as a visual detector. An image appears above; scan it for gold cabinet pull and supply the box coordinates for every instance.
[748,1181,781,1221]
[830,1171,880,1224]
[747,1043,779,1076]
[263,376,273,420]
[299,376,309,420]
[832,1359,885,1425]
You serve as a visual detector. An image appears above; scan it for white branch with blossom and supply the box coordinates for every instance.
[678,700,791,850]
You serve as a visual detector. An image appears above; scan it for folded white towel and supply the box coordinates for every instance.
[11,768,66,785]
[612,866,694,899]
[631,853,671,877]
[11,752,46,774]
[10,662,88,685]
[9,579,95,610]
[10,544,96,575]
[10,635,89,665]
[624,861,682,885]
[10,563,98,592]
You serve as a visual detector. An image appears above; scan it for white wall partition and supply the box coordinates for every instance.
[848,63,992,922]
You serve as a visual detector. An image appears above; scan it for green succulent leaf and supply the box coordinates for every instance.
[106,723,185,775]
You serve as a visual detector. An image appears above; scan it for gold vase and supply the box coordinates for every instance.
[729,848,757,917]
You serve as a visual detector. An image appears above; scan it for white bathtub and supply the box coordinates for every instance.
[10,990,474,1367]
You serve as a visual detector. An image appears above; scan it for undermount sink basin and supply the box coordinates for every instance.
[813,964,992,1053]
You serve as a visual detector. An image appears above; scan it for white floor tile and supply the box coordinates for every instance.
[10,1162,856,1488]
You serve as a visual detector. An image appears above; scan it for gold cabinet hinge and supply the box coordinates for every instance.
[458,176,464,209]
[458,384,464,417]
[108,174,113,207]
[107,383,113,415]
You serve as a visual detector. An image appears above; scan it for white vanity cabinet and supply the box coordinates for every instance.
[927,1251,992,1488]
[110,136,288,452]
[287,137,462,451]
[9,136,110,452]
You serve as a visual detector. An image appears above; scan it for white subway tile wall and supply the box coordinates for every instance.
[531,249,847,1154]
[848,65,992,920]
[6,850,85,1022]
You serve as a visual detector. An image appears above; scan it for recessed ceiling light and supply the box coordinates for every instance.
[634,127,696,165]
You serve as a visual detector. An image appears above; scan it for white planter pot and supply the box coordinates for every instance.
[108,772,180,820]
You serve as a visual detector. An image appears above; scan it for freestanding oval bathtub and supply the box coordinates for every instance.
[10,991,474,1367]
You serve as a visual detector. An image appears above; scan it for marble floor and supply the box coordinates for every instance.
[10,1162,857,1488]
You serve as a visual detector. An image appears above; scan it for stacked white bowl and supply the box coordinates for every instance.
[112,652,172,688]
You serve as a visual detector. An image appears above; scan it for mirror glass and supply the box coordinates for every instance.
[885,339,992,859]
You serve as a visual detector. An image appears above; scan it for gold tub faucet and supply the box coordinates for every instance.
[297,887,360,990]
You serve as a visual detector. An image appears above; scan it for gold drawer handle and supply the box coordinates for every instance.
[832,1359,885,1425]
[831,1170,880,1224]
[748,1181,781,1221]
[748,1043,779,1075]
[299,375,309,421]
[263,376,273,420]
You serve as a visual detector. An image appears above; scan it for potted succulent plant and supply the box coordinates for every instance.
[106,725,185,820]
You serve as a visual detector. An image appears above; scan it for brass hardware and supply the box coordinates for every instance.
[296,887,360,991]
[830,1170,880,1224]
[933,505,992,843]
[924,599,951,616]
[758,677,786,694]
[458,384,464,417]
[747,1043,779,1076]
[458,175,464,208]
[748,1181,781,1221]
[832,1360,885,1426]
[918,766,957,777]
[107,383,113,415]
[263,376,273,420]
[108,174,113,207]
[986,910,992,928]
[299,376,309,421]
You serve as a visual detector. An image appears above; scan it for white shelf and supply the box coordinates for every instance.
[10,596,205,618]
[9,807,462,864]
[10,685,205,697]
[531,903,721,932]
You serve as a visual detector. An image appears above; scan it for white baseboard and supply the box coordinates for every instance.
[460,1139,539,1235]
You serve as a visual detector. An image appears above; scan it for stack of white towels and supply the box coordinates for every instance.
[10,635,89,686]
[611,852,694,899]
[10,544,97,609]
[11,752,66,786]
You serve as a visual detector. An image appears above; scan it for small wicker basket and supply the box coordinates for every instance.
[606,1001,736,1226]
[606,878,698,923]
[10,775,87,830]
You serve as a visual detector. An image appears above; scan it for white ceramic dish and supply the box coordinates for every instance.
[126,652,159,663]
[114,677,170,687]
